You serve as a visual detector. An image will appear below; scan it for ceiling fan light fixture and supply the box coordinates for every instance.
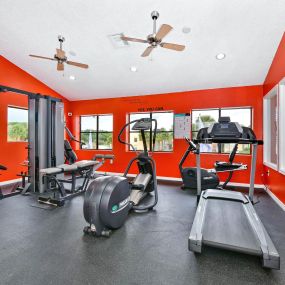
[69,75,76,80]
[216,53,226,60]
[130,66,137,72]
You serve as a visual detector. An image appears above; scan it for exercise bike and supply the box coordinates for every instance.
[179,138,219,190]
[83,118,158,237]
[179,126,247,190]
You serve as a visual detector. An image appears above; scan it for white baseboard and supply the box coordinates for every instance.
[0,178,22,186]
[264,187,285,211]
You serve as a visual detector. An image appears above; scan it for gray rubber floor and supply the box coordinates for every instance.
[0,183,284,285]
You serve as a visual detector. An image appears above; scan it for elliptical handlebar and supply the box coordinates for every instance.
[118,119,137,151]
[118,118,158,154]
[152,119,157,153]
[184,137,197,151]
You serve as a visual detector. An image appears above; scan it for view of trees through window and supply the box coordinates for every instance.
[8,107,28,142]
[192,107,252,154]
[129,112,174,152]
[80,115,113,149]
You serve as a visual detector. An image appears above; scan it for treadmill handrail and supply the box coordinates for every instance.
[194,138,263,145]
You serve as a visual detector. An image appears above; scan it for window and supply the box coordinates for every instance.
[264,80,285,174]
[80,115,113,150]
[192,107,252,154]
[263,87,278,169]
[279,81,285,174]
[129,112,174,152]
[7,106,28,142]
[192,109,219,153]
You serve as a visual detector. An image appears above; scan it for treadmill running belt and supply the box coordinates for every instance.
[203,199,261,255]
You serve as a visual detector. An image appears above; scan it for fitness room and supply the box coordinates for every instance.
[0,1,285,284]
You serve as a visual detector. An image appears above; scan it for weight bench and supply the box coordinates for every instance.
[38,160,101,206]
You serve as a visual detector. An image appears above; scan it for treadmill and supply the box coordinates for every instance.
[189,117,280,269]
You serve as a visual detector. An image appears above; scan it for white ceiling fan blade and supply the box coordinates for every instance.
[57,62,64,71]
[56,48,65,59]
[155,24,173,41]
[121,36,148,44]
[66,61,89,69]
[29,54,55,61]
[160,43,185,51]
[141,46,154,57]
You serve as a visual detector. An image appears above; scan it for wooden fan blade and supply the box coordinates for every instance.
[56,48,65,59]
[141,46,154,57]
[57,62,64,71]
[155,24,173,41]
[121,36,148,44]
[160,42,185,51]
[29,54,55,61]
[66,61,89,69]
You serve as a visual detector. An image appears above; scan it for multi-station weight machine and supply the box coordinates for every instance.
[0,85,65,195]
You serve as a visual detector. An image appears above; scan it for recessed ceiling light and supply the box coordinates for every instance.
[216,53,226,60]
[130,66,137,72]
[69,75,76,80]
[182,27,191,34]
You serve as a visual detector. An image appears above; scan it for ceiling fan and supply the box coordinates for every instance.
[121,11,185,57]
[29,35,89,71]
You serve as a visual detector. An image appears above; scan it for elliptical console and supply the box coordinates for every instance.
[83,118,158,237]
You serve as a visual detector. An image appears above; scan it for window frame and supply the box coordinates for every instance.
[264,79,285,175]
[191,107,253,155]
[279,79,285,175]
[7,106,29,143]
[128,111,174,152]
[263,86,278,170]
[80,114,113,150]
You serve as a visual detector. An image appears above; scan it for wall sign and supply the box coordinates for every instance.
[174,113,191,139]
[137,106,164,112]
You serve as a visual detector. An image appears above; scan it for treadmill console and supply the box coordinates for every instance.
[195,116,259,143]
[208,117,243,138]
[132,118,152,131]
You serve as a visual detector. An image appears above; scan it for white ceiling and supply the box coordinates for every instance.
[0,0,285,101]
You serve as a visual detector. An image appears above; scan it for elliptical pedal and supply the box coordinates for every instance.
[83,226,112,238]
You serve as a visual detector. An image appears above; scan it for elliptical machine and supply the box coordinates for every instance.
[83,118,158,237]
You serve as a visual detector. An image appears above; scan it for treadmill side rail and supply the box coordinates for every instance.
[189,196,207,253]
[189,189,280,270]
[243,202,280,269]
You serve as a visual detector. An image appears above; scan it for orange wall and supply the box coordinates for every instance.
[263,32,285,204]
[0,56,70,181]
[70,85,264,185]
